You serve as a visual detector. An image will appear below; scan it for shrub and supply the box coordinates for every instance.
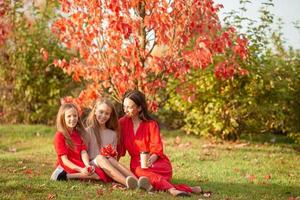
[161,0,300,142]
[0,1,78,124]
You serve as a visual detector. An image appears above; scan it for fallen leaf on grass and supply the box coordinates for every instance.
[202,149,211,156]
[8,147,17,153]
[24,169,33,175]
[96,188,105,196]
[202,143,216,149]
[178,142,192,148]
[203,191,212,198]
[47,193,56,199]
[198,178,209,183]
[24,169,34,178]
[112,182,126,190]
[246,174,256,182]
[26,185,32,190]
[225,146,233,150]
[260,181,268,185]
[264,175,271,180]
[234,142,249,148]
[288,197,300,200]
[233,168,240,173]
[174,136,181,145]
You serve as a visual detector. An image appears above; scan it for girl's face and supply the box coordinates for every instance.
[95,103,112,127]
[64,108,78,130]
[123,98,140,118]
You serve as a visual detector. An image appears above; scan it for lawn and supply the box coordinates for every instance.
[0,125,299,200]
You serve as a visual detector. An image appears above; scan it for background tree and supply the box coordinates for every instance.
[162,0,300,142]
[51,0,248,110]
[0,0,78,124]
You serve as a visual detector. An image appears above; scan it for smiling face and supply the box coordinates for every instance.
[95,103,112,127]
[64,107,78,130]
[123,98,141,119]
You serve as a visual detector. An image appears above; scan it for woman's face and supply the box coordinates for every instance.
[95,103,112,127]
[123,98,140,118]
[64,108,78,129]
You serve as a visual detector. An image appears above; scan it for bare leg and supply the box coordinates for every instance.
[95,155,127,185]
[67,173,99,180]
[108,157,138,180]
[168,188,191,197]
[191,186,202,194]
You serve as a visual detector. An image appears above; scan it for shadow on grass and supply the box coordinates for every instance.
[173,178,300,199]
[161,128,201,140]
[241,133,296,145]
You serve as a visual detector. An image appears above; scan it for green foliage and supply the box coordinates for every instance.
[162,69,251,141]
[161,0,300,142]
[0,2,78,124]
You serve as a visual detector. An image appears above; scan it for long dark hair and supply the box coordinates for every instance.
[123,90,153,121]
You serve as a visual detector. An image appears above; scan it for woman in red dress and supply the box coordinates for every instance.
[118,90,202,196]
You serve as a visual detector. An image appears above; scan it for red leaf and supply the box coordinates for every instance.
[264,175,271,180]
[47,193,56,199]
[96,188,104,196]
[50,0,249,109]
[246,174,256,182]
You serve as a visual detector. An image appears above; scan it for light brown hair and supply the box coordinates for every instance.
[56,103,86,149]
[86,98,120,148]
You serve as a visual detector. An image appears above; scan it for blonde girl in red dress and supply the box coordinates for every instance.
[51,103,109,182]
[83,98,151,190]
[119,90,202,197]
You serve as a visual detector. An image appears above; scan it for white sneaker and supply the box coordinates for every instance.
[50,165,67,181]
[126,176,138,189]
[138,176,152,191]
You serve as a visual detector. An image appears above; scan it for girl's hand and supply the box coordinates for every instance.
[147,154,158,167]
[79,167,89,175]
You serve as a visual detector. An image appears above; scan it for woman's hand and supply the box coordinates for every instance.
[147,154,158,167]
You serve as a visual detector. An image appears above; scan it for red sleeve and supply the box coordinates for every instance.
[54,132,68,156]
[149,121,164,157]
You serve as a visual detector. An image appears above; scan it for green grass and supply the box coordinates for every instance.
[0,125,299,200]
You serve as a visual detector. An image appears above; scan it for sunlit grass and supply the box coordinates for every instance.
[0,124,299,200]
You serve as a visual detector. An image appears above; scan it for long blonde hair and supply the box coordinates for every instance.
[86,98,120,148]
[56,103,86,149]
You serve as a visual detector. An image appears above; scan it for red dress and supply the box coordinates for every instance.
[118,116,192,192]
[54,129,110,182]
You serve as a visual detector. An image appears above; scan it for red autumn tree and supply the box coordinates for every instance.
[51,0,248,110]
[0,0,11,45]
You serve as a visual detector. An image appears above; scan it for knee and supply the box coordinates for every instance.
[135,166,148,176]
[95,155,107,166]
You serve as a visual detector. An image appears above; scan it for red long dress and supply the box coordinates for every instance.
[118,116,193,192]
[54,129,110,182]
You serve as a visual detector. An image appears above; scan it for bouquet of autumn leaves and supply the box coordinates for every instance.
[100,144,118,158]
